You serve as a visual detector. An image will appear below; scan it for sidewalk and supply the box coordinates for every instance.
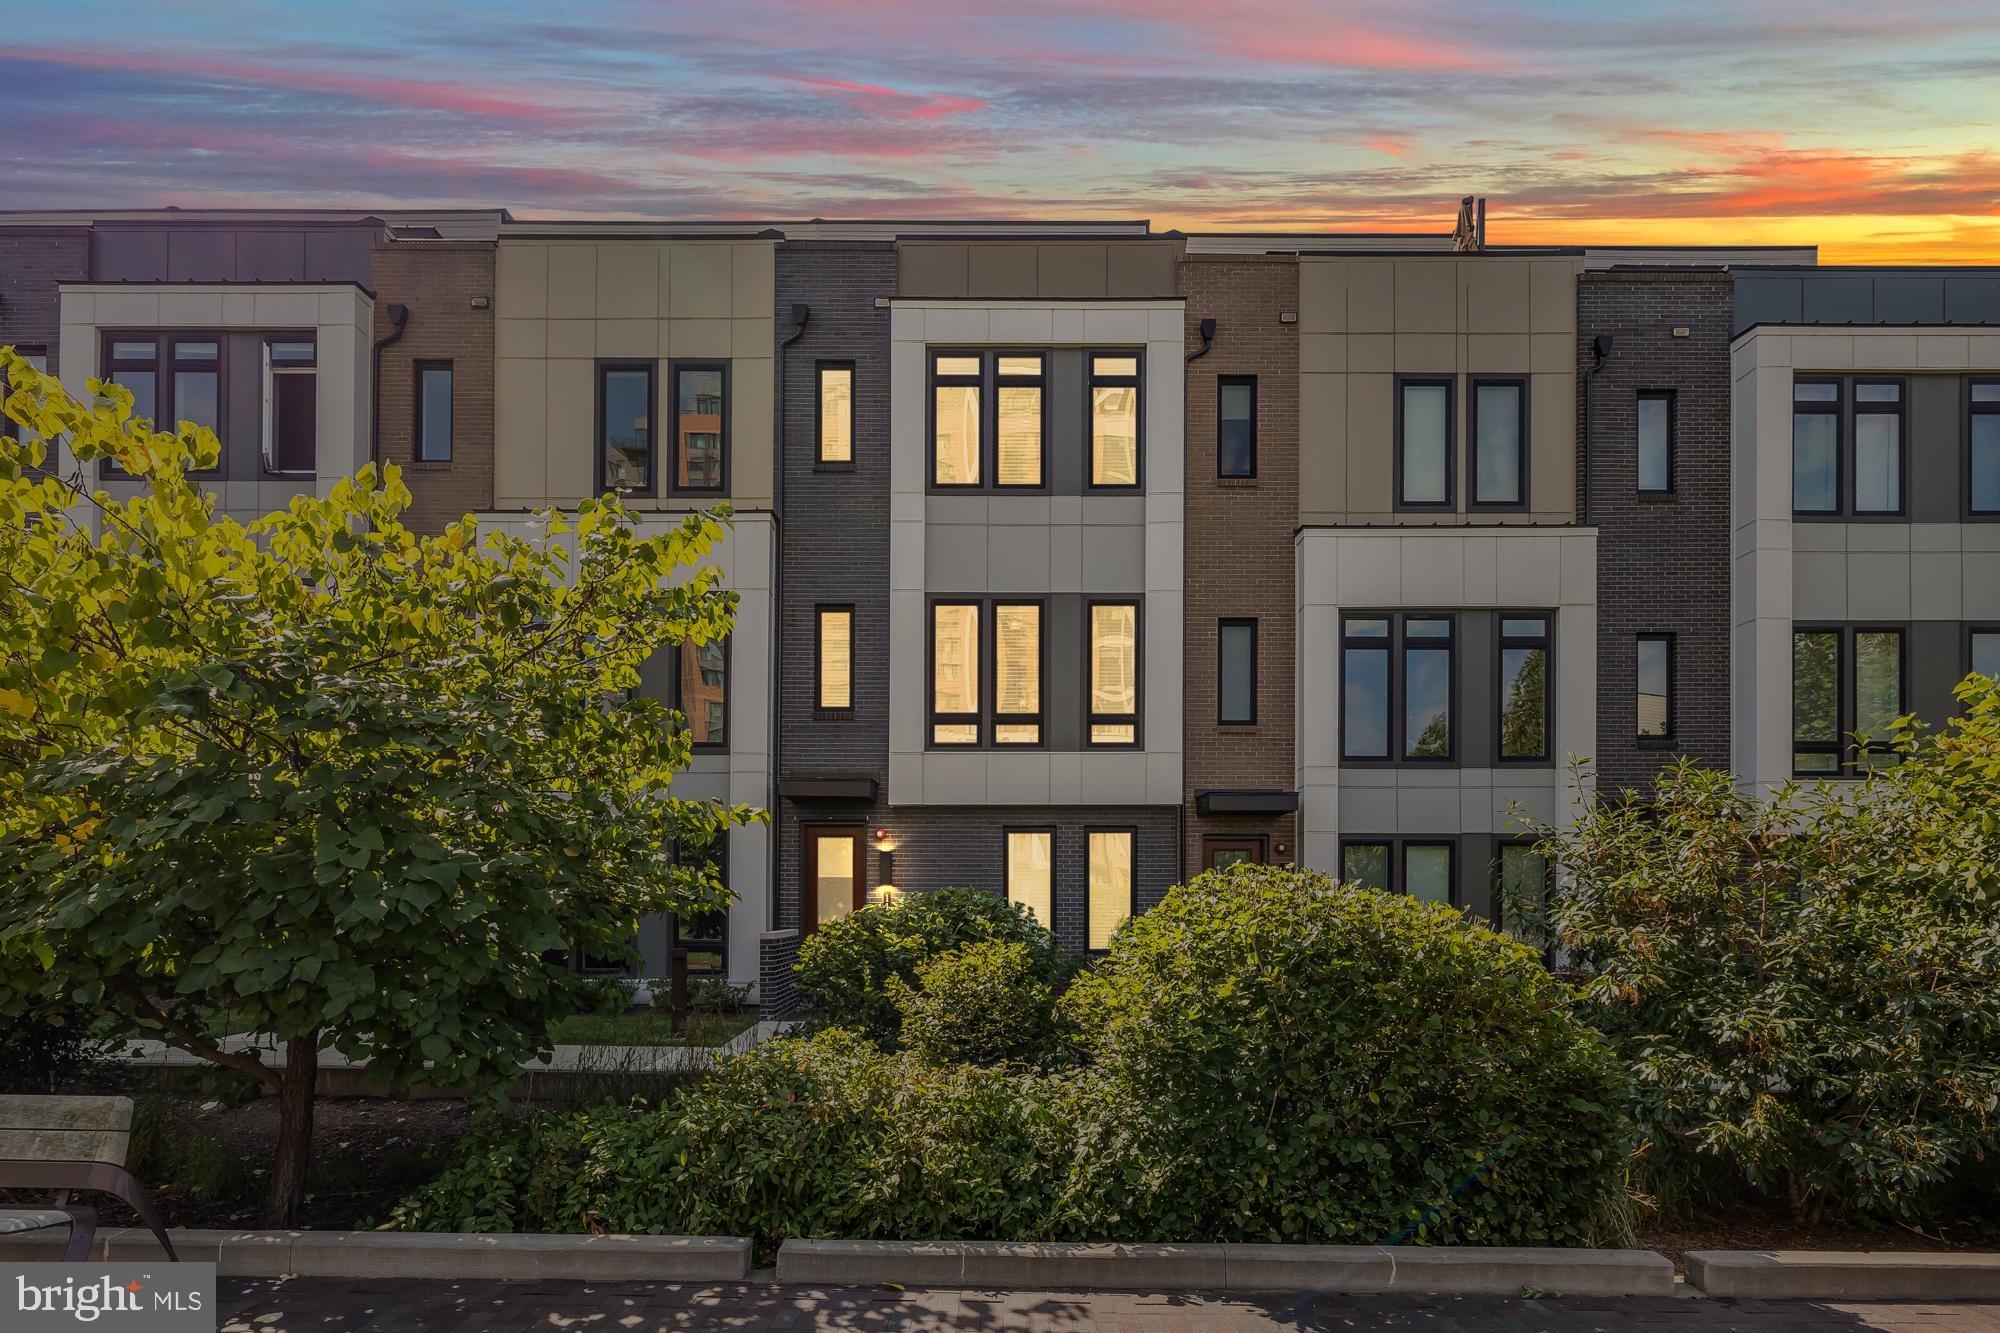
[217,1278,2000,1332]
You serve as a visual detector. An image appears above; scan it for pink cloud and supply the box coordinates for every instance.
[779,76,986,121]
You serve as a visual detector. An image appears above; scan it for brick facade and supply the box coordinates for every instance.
[1579,269,1733,790]
[773,241,896,930]
[0,226,89,374]
[1179,254,1300,870]
[370,242,496,534]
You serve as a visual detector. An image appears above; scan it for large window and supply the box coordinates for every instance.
[1975,628,2000,680]
[1396,377,1452,509]
[1340,613,1453,762]
[1218,618,1256,725]
[1494,842,1550,944]
[1088,352,1141,488]
[1005,829,1053,929]
[1340,839,1453,904]
[1086,829,1133,950]
[1497,615,1550,760]
[103,333,224,475]
[263,337,316,475]
[817,363,853,465]
[817,606,853,711]
[676,836,729,975]
[929,600,1044,746]
[1636,634,1673,741]
[1794,378,1904,517]
[676,636,728,750]
[1218,375,1256,478]
[1793,626,1903,775]
[1637,391,1673,494]
[1469,378,1526,508]
[1972,381,2000,516]
[671,362,728,494]
[929,351,1044,489]
[1088,600,1140,746]
[597,361,654,493]
[416,360,452,462]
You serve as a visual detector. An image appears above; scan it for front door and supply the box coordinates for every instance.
[1203,836,1266,871]
[803,825,866,933]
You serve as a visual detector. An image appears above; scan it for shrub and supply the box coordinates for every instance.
[793,888,1075,1045]
[0,999,110,1093]
[891,940,1057,1067]
[1519,696,2000,1225]
[1058,863,1632,1246]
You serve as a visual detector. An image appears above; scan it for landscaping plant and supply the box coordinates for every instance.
[1517,683,2000,1226]
[889,939,1060,1067]
[0,349,758,1226]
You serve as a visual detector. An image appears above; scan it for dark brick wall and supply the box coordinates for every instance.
[773,240,896,930]
[371,242,496,534]
[758,930,801,1017]
[1180,254,1300,869]
[0,227,89,374]
[1580,269,1733,791]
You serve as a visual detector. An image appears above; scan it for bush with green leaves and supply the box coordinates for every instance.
[1518,681,2000,1226]
[793,888,1075,1045]
[1058,863,1632,1246]
[890,939,1057,1067]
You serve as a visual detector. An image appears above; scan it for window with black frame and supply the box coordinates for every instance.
[1469,377,1526,508]
[676,838,729,976]
[1793,626,1903,775]
[1972,381,2000,516]
[1339,838,1453,904]
[1497,615,1550,760]
[675,636,728,750]
[672,362,727,494]
[1340,613,1453,762]
[1217,375,1256,478]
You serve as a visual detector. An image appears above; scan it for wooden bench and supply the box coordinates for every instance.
[0,1094,177,1262]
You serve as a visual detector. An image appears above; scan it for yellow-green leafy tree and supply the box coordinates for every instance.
[0,348,757,1226]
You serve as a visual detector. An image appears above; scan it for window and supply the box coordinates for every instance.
[1974,629,2000,680]
[673,636,728,749]
[1088,601,1140,746]
[931,353,982,486]
[817,363,853,464]
[1495,842,1550,944]
[931,601,981,745]
[1794,378,1905,517]
[1971,381,2000,516]
[1637,391,1673,494]
[1793,626,1904,775]
[671,362,727,494]
[415,361,452,462]
[262,337,315,475]
[103,334,223,474]
[598,361,653,493]
[928,600,1043,746]
[1088,352,1141,488]
[1469,378,1526,508]
[817,606,853,711]
[1342,613,1454,762]
[1339,838,1453,904]
[1086,829,1133,950]
[1218,619,1256,725]
[676,836,729,975]
[1636,634,1673,741]
[1218,375,1256,478]
[928,351,1045,489]
[1396,377,1452,508]
[1497,615,1550,760]
[1005,829,1053,929]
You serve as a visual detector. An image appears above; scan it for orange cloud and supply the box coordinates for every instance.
[779,76,986,120]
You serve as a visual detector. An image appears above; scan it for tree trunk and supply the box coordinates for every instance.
[263,1035,318,1229]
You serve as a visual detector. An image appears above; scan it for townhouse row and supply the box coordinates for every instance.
[5,206,1998,1002]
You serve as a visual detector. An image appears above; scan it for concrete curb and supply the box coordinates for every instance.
[1686,1250,2000,1300]
[775,1240,1675,1295]
[0,1228,751,1280]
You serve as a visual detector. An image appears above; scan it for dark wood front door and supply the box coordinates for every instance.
[1203,836,1267,871]
[803,825,866,933]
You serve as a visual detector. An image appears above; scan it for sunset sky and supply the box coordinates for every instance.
[4,0,1997,262]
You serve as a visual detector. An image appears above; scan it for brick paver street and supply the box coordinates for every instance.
[218,1278,2000,1332]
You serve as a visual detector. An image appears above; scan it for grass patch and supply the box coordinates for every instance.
[548,1009,756,1047]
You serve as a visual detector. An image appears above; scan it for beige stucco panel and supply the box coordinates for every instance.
[496,243,547,319]
[1529,370,1575,516]
[1300,371,1346,519]
[731,244,774,319]
[730,362,775,508]
[1299,260,1345,334]
[670,245,733,319]
[493,361,547,505]
[543,359,594,501]
[546,245,597,320]
[595,245,658,320]
[1464,260,1533,334]
[1392,259,1456,333]
[1344,372,1395,518]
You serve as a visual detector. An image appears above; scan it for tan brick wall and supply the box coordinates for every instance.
[371,242,495,534]
[1180,254,1299,871]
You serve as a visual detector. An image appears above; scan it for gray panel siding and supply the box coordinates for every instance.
[1911,621,1967,729]
[1736,269,2000,334]
[1049,349,1085,494]
[89,224,380,286]
[1910,375,1963,522]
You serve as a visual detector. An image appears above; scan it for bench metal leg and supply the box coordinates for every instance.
[60,1205,97,1263]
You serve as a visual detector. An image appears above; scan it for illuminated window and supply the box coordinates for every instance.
[818,363,853,464]
[931,602,980,745]
[1089,601,1139,745]
[996,355,1044,487]
[1005,829,1053,929]
[1088,352,1141,487]
[817,607,853,711]
[1087,829,1133,950]
[928,600,1043,746]
[993,602,1042,744]
[932,353,982,486]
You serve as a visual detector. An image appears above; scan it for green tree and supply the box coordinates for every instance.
[0,349,758,1225]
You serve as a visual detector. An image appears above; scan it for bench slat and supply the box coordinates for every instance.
[0,1212,74,1235]
[0,1128,132,1166]
[0,1095,135,1134]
